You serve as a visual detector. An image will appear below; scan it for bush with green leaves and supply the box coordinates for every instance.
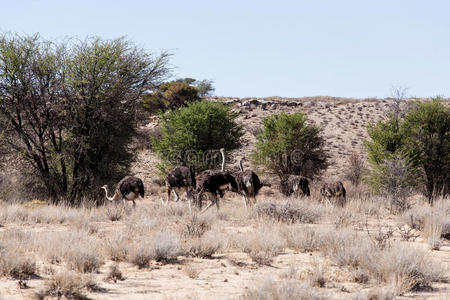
[365,98,450,203]
[152,100,243,174]
[252,112,328,179]
[0,33,170,204]
[141,81,200,113]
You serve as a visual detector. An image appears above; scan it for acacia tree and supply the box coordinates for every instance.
[0,33,171,204]
[252,112,329,179]
[365,98,449,204]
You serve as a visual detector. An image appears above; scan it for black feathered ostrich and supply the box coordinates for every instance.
[101,176,145,207]
[279,175,310,198]
[195,148,238,213]
[235,157,271,208]
[164,166,196,211]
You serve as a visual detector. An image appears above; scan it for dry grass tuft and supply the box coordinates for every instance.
[152,230,183,262]
[185,232,222,258]
[283,225,324,252]
[38,271,90,300]
[241,224,285,265]
[244,277,325,300]
[104,264,125,283]
[183,264,200,279]
[183,213,212,238]
[0,248,37,279]
[255,200,323,224]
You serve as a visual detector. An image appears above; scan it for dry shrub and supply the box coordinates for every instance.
[244,278,325,300]
[353,288,395,300]
[323,229,377,268]
[255,200,323,224]
[66,244,103,273]
[307,262,328,288]
[283,225,324,252]
[319,227,445,294]
[104,231,130,262]
[240,225,285,265]
[104,203,130,221]
[0,248,37,279]
[0,230,37,279]
[183,264,200,279]
[40,271,90,300]
[183,213,212,238]
[344,152,365,186]
[333,208,358,228]
[185,231,222,258]
[152,230,183,262]
[104,264,125,283]
[375,243,446,294]
[424,223,442,250]
[402,200,450,240]
[33,231,103,273]
[127,239,153,269]
[127,230,182,267]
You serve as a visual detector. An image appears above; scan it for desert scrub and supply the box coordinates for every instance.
[283,225,324,252]
[255,200,323,224]
[0,230,38,279]
[240,224,285,265]
[185,231,222,258]
[104,231,130,262]
[33,231,103,272]
[244,277,325,300]
[0,248,37,279]
[183,213,213,238]
[36,270,91,300]
[152,230,183,262]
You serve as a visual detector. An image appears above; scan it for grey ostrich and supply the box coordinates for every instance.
[195,148,238,213]
[101,176,145,207]
[165,166,196,211]
[235,157,271,208]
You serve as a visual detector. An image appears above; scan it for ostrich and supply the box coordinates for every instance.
[320,181,346,206]
[279,175,310,198]
[101,176,145,207]
[195,148,238,212]
[165,166,196,211]
[235,157,271,208]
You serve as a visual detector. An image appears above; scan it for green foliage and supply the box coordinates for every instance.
[141,81,200,113]
[0,33,171,204]
[152,100,243,173]
[402,99,450,201]
[365,117,404,165]
[252,112,328,179]
[194,79,215,97]
[365,98,450,202]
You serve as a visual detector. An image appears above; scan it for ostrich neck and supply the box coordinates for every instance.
[103,186,116,201]
[239,158,244,172]
[220,150,225,172]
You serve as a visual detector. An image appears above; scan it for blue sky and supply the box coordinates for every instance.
[2,0,450,98]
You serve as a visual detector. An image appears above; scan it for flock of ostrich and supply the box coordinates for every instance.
[101,148,347,212]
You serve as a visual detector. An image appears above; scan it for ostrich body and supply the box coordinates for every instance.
[235,157,270,208]
[279,175,310,198]
[165,166,196,210]
[320,181,346,206]
[195,148,238,213]
[101,176,145,207]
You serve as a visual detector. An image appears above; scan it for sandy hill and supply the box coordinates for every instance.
[135,96,450,184]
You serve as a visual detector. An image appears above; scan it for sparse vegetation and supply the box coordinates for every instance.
[252,112,329,179]
[152,100,244,173]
